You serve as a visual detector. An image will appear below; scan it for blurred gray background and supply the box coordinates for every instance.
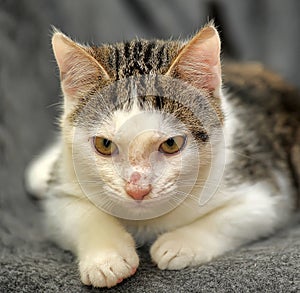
[0,1,300,291]
[1,0,299,166]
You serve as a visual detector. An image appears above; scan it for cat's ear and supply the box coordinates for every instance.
[52,30,110,108]
[166,24,221,97]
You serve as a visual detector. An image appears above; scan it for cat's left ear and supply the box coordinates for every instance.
[166,24,221,98]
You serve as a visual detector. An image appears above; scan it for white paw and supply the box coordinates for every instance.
[150,231,214,270]
[79,248,139,288]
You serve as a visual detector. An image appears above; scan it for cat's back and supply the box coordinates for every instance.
[223,62,300,147]
[223,62,300,202]
[223,62,300,114]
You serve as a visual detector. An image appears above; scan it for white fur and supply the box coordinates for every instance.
[150,180,292,269]
[26,27,296,289]
[44,195,138,288]
[25,140,61,198]
[25,95,295,288]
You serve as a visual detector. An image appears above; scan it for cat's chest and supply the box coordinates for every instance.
[119,191,229,244]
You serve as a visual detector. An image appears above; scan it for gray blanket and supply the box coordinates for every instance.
[1,1,299,292]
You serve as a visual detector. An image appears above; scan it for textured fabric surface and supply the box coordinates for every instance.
[1,227,300,292]
[1,1,299,292]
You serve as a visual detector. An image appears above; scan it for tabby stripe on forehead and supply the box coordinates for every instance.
[155,96,163,110]
[124,41,131,60]
[132,42,139,62]
[144,42,156,72]
[157,44,166,69]
[114,46,120,80]
[134,42,144,74]
[122,42,130,76]
[124,41,135,76]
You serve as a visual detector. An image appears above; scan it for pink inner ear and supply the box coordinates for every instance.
[60,49,100,97]
[52,32,109,100]
[169,26,222,94]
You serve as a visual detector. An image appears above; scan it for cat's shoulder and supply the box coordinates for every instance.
[223,62,300,112]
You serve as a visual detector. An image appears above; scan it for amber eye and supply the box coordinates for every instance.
[159,136,186,155]
[93,137,118,156]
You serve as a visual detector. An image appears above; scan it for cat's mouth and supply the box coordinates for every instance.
[79,180,186,220]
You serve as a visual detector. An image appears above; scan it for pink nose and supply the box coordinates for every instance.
[125,172,152,200]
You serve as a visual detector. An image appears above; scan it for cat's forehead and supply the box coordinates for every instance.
[90,39,183,79]
[73,90,214,146]
[80,94,185,138]
[110,107,166,142]
[68,36,223,143]
[71,72,221,143]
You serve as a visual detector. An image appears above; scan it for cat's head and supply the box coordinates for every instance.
[52,24,225,219]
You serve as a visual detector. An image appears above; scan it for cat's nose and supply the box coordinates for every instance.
[125,172,152,200]
[125,184,152,200]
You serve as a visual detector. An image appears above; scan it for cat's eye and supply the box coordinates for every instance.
[159,136,186,155]
[93,137,118,156]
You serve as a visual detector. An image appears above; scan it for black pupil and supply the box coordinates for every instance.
[103,139,111,148]
[166,138,175,147]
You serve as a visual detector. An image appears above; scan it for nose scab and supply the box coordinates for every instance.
[125,171,152,200]
[129,171,141,184]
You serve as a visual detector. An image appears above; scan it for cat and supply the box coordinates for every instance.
[25,23,300,288]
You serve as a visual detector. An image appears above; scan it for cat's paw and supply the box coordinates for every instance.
[150,231,214,270]
[79,248,139,288]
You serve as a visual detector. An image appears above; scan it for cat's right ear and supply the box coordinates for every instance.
[52,29,110,110]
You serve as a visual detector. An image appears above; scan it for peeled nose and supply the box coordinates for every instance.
[125,171,152,200]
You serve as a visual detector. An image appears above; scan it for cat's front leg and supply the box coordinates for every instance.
[151,183,290,270]
[150,213,227,270]
[45,197,139,288]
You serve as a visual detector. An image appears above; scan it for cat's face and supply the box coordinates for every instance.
[89,109,189,202]
[74,101,200,202]
[53,24,224,219]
